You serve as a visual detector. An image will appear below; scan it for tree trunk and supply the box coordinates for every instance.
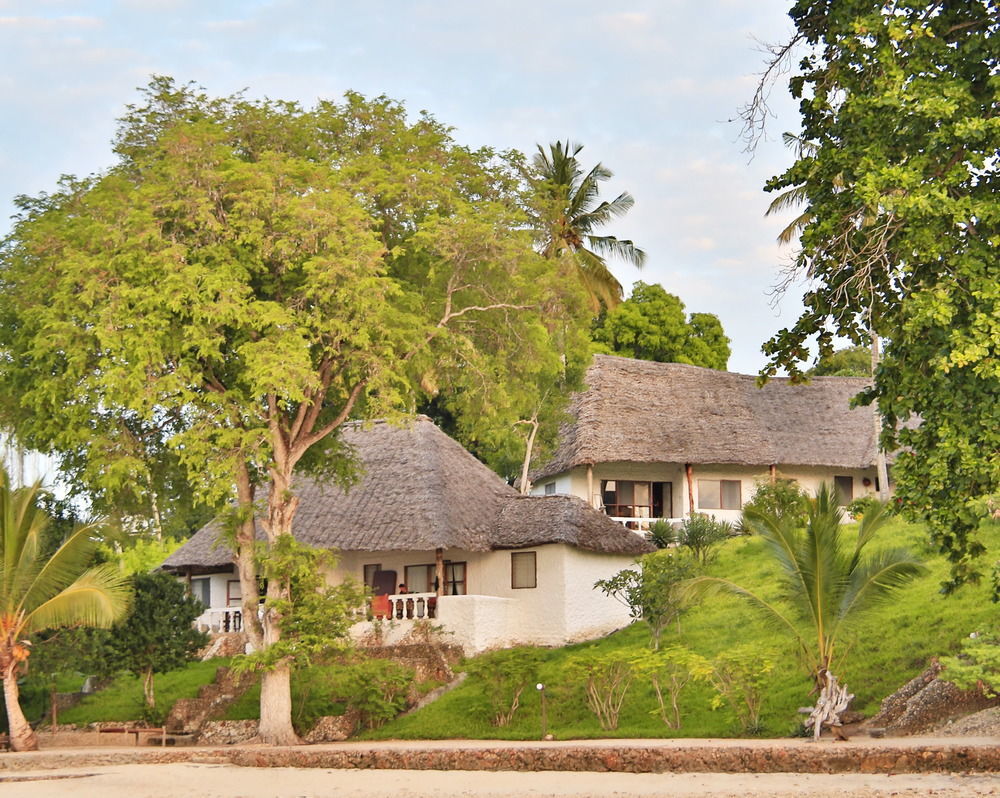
[255,467,300,746]
[143,667,156,709]
[518,415,539,495]
[870,334,891,502]
[3,664,37,752]
[257,661,298,745]
[234,465,263,650]
[50,685,58,728]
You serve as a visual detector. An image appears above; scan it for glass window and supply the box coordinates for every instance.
[363,563,381,588]
[190,577,211,608]
[226,580,242,607]
[444,562,466,595]
[404,564,435,593]
[511,551,537,589]
[834,476,854,505]
[698,479,741,511]
[544,482,556,495]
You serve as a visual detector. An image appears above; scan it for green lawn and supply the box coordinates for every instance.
[58,659,230,725]
[364,518,1000,740]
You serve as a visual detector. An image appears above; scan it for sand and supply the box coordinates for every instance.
[2,763,999,798]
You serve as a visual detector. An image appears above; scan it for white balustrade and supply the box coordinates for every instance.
[608,516,685,533]
[386,592,437,620]
[195,606,244,633]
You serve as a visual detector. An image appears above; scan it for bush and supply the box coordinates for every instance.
[463,648,542,727]
[941,633,1000,697]
[567,652,634,731]
[675,514,732,565]
[343,658,415,729]
[632,646,711,729]
[846,495,883,520]
[648,520,676,549]
[709,645,774,735]
[739,477,808,532]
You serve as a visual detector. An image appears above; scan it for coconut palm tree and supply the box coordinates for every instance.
[0,470,131,751]
[689,484,924,738]
[529,141,646,309]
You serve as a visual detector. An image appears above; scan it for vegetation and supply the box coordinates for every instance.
[528,140,645,309]
[108,572,208,715]
[690,486,925,732]
[807,346,872,378]
[672,514,733,566]
[595,549,698,649]
[739,477,809,531]
[0,470,132,750]
[462,648,542,727]
[0,79,590,744]
[362,516,985,741]
[708,645,775,735]
[592,281,731,370]
[631,646,711,730]
[757,2,999,589]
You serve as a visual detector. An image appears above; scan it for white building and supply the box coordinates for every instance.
[162,416,653,654]
[530,354,887,527]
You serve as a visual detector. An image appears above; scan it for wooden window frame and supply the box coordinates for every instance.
[511,551,537,590]
[404,563,436,594]
[697,479,742,511]
[443,561,467,595]
[226,579,242,607]
[363,563,382,588]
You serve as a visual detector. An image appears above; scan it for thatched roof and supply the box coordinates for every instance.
[163,416,651,571]
[532,354,880,480]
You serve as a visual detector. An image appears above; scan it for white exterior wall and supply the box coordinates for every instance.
[559,547,638,641]
[189,570,238,609]
[541,462,881,524]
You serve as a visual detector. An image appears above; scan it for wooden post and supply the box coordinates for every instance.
[685,464,695,517]
[435,548,445,597]
[769,464,777,485]
[587,465,595,508]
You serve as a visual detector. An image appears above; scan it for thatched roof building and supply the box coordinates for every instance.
[532,354,879,481]
[163,415,652,573]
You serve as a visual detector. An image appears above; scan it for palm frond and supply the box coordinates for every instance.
[775,212,811,245]
[574,249,623,309]
[24,564,132,634]
[585,235,646,270]
[21,522,105,613]
[853,499,892,558]
[830,550,927,643]
[576,193,636,230]
[766,186,808,216]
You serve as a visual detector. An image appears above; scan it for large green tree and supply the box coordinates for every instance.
[593,281,731,369]
[528,140,645,309]
[758,3,999,587]
[0,470,131,751]
[0,79,590,743]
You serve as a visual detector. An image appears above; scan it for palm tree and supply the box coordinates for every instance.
[689,484,924,738]
[529,141,646,309]
[0,469,131,750]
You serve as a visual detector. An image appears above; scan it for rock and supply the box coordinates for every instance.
[303,711,359,743]
[196,719,258,745]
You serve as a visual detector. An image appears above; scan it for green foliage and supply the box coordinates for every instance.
[631,646,711,729]
[941,634,1000,698]
[235,536,365,673]
[527,140,645,309]
[674,514,732,566]
[846,495,885,522]
[759,3,1000,589]
[362,519,1000,740]
[567,651,634,731]
[342,657,415,730]
[708,645,775,735]
[98,536,185,575]
[108,572,208,708]
[739,477,809,532]
[592,282,731,369]
[462,647,542,727]
[693,485,926,692]
[595,548,697,649]
[808,346,871,378]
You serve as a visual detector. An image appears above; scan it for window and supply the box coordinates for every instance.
[511,551,537,589]
[834,476,854,505]
[601,480,671,518]
[697,479,741,511]
[544,482,556,495]
[443,562,466,595]
[363,563,382,588]
[226,580,242,607]
[190,577,211,608]
[404,564,435,593]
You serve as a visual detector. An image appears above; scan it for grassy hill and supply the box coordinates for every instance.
[365,518,1000,740]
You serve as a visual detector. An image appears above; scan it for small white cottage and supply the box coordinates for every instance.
[162,416,653,654]
[530,354,888,526]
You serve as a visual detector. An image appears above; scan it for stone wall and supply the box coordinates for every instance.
[197,720,258,745]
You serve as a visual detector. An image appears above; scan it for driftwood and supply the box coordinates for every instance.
[806,670,854,741]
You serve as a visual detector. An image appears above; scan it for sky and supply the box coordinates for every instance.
[0,0,812,382]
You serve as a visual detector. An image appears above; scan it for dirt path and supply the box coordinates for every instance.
[2,763,999,798]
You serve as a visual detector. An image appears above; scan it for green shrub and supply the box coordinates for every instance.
[709,645,774,735]
[463,648,542,727]
[648,520,676,549]
[567,652,634,731]
[632,646,711,729]
[675,514,732,565]
[941,634,1000,697]
[343,658,415,729]
[846,495,884,520]
[739,477,808,532]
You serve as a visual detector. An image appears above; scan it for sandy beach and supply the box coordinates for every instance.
[2,763,1000,798]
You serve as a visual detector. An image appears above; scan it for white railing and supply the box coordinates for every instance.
[608,516,685,533]
[195,606,244,633]
[386,592,438,620]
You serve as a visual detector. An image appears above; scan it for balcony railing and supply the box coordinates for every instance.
[195,606,244,633]
[608,516,684,532]
[387,592,437,620]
